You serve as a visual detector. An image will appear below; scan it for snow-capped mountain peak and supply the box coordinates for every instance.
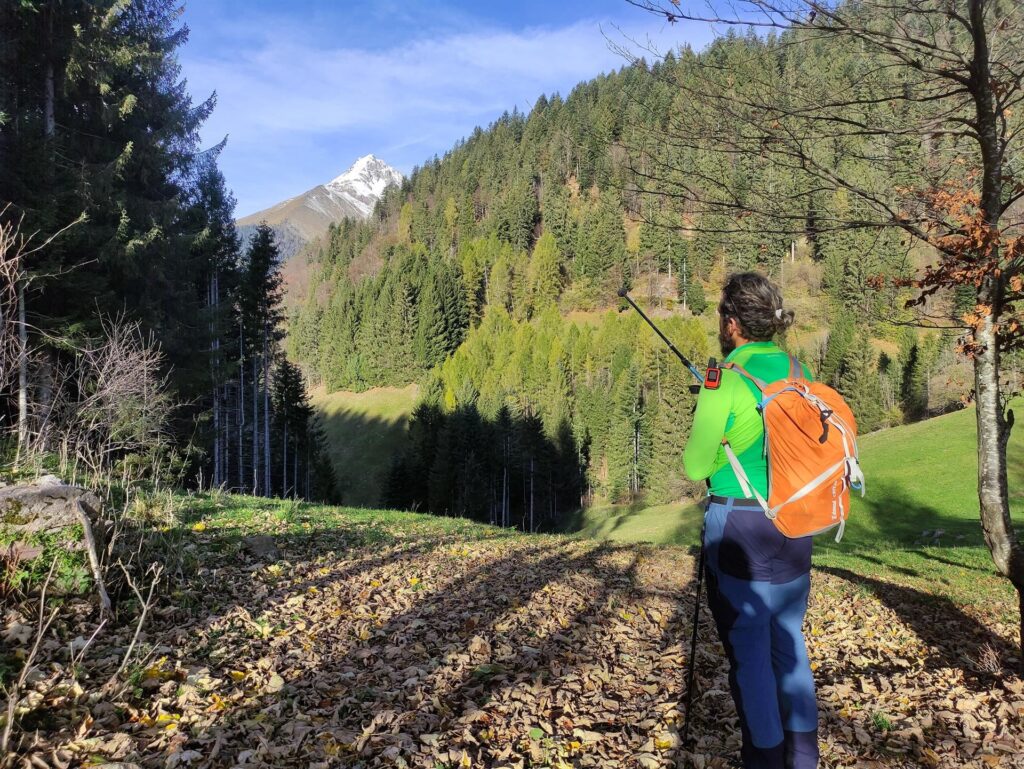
[327,154,403,201]
[236,154,403,262]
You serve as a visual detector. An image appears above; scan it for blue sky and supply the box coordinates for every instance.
[179,1,710,218]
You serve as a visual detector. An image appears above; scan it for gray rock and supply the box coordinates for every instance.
[0,476,103,534]
[243,535,280,561]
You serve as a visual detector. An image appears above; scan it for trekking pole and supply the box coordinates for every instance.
[681,518,707,745]
[617,288,704,387]
[616,288,708,743]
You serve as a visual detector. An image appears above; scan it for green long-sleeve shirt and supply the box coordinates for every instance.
[683,341,813,498]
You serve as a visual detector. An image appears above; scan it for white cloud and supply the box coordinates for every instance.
[181,13,706,215]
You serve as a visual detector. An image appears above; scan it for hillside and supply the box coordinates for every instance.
[237,154,402,261]
[6,491,1021,767]
[284,25,1006,520]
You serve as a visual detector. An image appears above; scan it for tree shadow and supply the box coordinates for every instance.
[1010,429,1024,506]
[848,480,980,546]
[166,534,668,765]
[815,565,1017,676]
[107,500,720,766]
[315,407,414,507]
[28,496,1023,768]
[376,401,584,533]
[907,549,991,573]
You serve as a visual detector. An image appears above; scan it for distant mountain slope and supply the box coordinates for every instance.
[236,154,402,260]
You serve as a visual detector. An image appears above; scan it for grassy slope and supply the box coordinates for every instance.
[311,384,418,507]
[572,405,1024,611]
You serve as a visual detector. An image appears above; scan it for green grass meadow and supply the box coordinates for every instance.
[311,384,418,507]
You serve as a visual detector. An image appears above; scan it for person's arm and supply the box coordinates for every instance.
[683,378,733,481]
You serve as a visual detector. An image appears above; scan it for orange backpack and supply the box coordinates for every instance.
[721,356,865,542]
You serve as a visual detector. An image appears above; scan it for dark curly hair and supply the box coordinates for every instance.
[719,272,795,341]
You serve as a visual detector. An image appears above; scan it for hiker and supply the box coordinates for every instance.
[683,272,818,769]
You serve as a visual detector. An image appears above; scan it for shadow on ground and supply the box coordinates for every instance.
[24,493,1022,768]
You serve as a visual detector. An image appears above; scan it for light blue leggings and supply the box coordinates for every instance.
[703,498,818,769]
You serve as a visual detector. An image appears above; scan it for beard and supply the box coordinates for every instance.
[719,324,736,356]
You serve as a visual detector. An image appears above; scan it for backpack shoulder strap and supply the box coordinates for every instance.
[722,362,768,392]
[788,355,805,381]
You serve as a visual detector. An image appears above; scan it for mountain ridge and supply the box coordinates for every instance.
[236,154,402,260]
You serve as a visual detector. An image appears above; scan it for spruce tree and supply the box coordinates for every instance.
[525,232,564,316]
[839,336,884,434]
[648,366,694,503]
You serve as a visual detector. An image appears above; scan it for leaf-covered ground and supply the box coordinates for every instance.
[3,497,1023,769]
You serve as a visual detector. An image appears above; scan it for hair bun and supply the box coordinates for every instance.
[776,307,796,332]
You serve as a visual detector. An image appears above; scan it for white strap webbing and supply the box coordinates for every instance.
[773,458,849,514]
[722,441,771,515]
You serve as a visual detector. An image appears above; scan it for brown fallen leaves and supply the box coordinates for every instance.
[3,527,1023,769]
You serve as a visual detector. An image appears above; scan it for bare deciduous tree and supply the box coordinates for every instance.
[37,318,180,492]
[0,207,83,462]
[0,213,21,398]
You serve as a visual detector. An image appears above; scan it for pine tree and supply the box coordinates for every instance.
[839,336,884,434]
[685,279,708,315]
[525,232,564,316]
[239,224,284,495]
[606,363,648,501]
[190,160,242,489]
[495,178,538,251]
[575,192,626,289]
[820,310,854,387]
[648,366,695,503]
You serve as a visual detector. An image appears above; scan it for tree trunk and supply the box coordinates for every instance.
[252,355,259,495]
[529,457,534,533]
[210,274,220,488]
[967,0,1024,657]
[43,5,55,140]
[282,421,288,498]
[238,327,245,490]
[16,279,28,465]
[262,324,270,496]
[973,314,1024,655]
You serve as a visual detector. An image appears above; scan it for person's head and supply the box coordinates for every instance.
[718,271,795,355]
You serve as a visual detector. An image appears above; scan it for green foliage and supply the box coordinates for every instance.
[607,363,649,501]
[839,336,885,434]
[820,310,855,387]
[525,232,565,316]
[685,279,708,315]
[648,367,699,504]
[574,191,627,289]
[0,527,90,596]
[493,178,539,251]
[377,305,709,522]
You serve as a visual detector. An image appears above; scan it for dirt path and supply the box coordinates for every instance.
[4,522,1022,768]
